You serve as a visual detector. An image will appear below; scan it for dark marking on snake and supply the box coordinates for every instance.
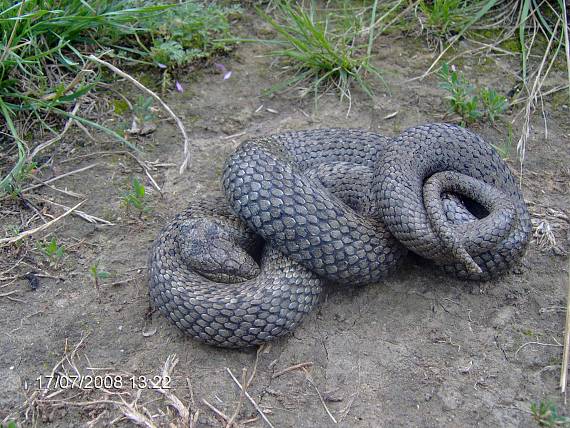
[149,123,531,348]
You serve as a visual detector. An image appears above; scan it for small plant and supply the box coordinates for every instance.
[438,63,508,124]
[141,1,240,68]
[133,96,156,124]
[1,421,17,428]
[2,162,37,197]
[126,96,158,134]
[438,63,480,123]
[89,261,110,292]
[122,177,148,216]
[531,400,570,427]
[479,87,508,123]
[37,237,65,265]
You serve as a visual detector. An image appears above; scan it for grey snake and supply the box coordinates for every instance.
[148,123,531,348]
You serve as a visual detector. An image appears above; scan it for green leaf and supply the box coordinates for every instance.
[132,178,145,199]
[97,271,110,279]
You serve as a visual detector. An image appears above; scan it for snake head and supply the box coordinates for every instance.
[178,219,260,283]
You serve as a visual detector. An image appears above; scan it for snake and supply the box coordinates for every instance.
[148,123,532,348]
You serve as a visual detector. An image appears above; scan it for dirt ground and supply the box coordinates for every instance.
[1,12,569,428]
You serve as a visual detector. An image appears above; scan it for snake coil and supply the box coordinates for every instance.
[149,123,531,348]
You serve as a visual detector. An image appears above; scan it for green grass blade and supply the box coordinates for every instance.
[49,107,141,153]
[367,0,379,60]
[519,0,531,81]
[0,97,27,193]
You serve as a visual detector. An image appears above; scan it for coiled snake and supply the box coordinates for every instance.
[148,123,531,348]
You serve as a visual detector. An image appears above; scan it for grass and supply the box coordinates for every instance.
[531,400,570,427]
[257,1,384,110]
[0,0,238,196]
[419,0,467,40]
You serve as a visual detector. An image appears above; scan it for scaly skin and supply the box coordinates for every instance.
[149,124,531,347]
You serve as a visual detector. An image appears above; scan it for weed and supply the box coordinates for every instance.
[133,96,156,125]
[37,237,65,265]
[1,421,17,428]
[437,63,480,123]
[89,261,110,292]
[257,1,383,109]
[122,95,157,135]
[479,87,508,123]
[438,63,507,124]
[140,1,240,68]
[0,0,163,193]
[531,400,570,427]
[122,177,148,216]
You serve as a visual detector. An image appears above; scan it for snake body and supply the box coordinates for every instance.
[149,123,531,347]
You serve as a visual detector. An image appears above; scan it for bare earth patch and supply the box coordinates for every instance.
[1,25,569,427]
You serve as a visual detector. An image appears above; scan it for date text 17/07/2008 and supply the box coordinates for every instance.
[36,374,172,390]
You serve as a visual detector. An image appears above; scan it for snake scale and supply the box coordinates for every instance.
[148,123,532,348]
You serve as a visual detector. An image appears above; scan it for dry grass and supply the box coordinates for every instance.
[5,337,282,427]
[10,336,195,426]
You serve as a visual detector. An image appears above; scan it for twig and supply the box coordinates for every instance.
[16,164,98,195]
[339,360,361,423]
[202,398,230,424]
[516,18,561,175]
[0,290,19,298]
[119,396,157,428]
[0,1,25,63]
[41,334,89,396]
[226,368,275,428]
[0,201,84,246]
[247,344,267,388]
[186,378,199,428]
[103,277,137,287]
[271,362,314,379]
[514,341,563,359]
[29,102,81,160]
[61,150,163,192]
[222,132,246,140]
[562,0,570,101]
[561,256,570,394]
[29,196,114,225]
[302,368,337,424]
[226,368,247,428]
[41,70,93,102]
[29,176,84,198]
[87,54,191,175]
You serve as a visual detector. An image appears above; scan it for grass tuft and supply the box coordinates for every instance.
[257,1,384,110]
